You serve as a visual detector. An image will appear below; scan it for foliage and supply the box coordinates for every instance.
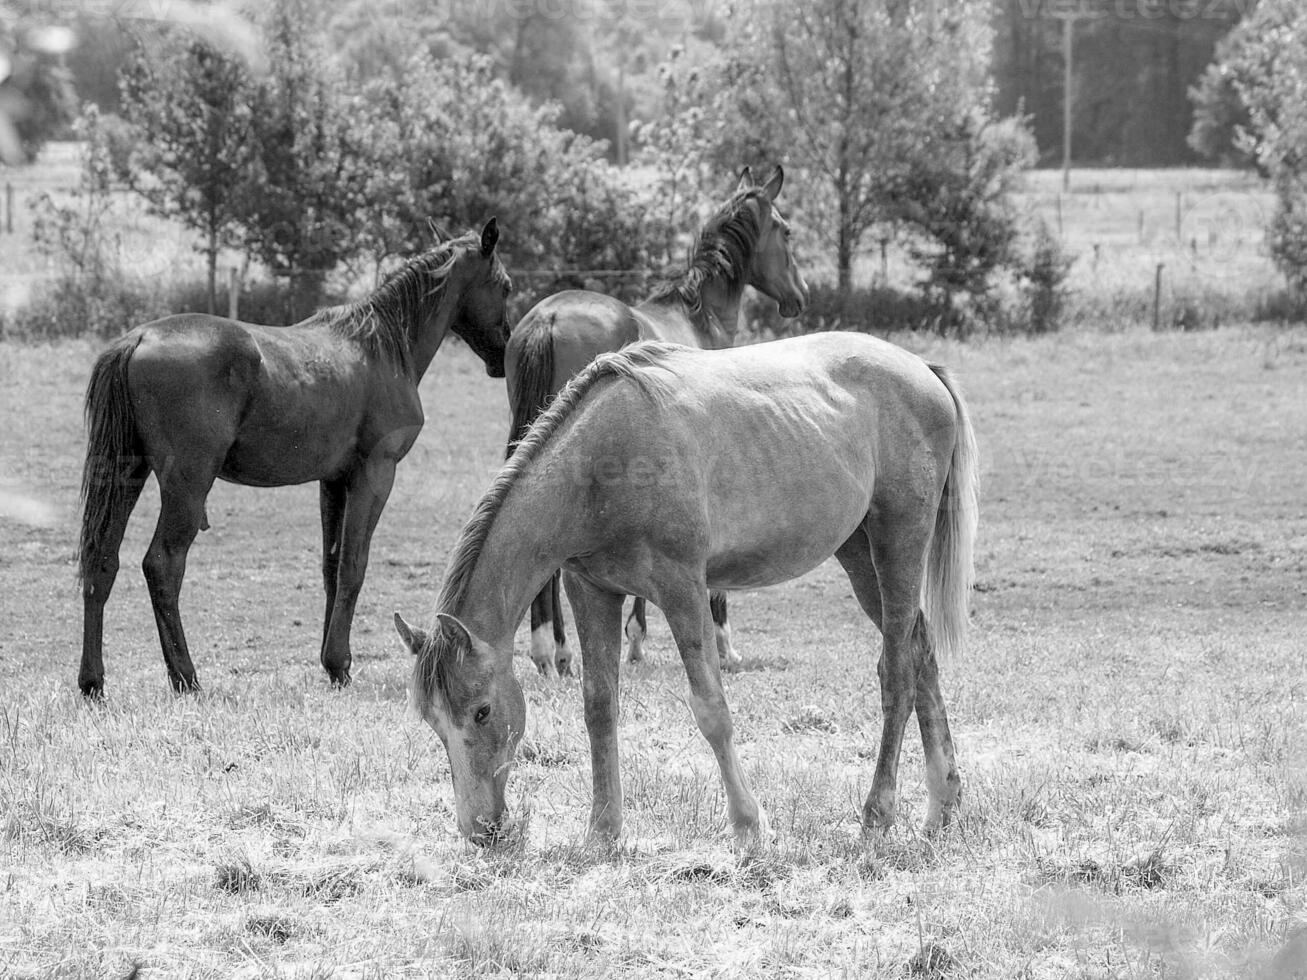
[631,47,727,266]
[28,106,119,287]
[352,51,658,275]
[1187,0,1301,173]
[898,114,1038,325]
[1017,222,1075,336]
[238,0,372,318]
[1213,1,1307,298]
[117,35,256,313]
[711,0,1033,330]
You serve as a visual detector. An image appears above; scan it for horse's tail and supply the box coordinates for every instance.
[79,336,144,583]
[923,365,979,660]
[506,317,557,457]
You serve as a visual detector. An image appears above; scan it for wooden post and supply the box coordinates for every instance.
[4,182,12,234]
[1153,263,1165,332]
[1061,15,1074,192]
[1175,191,1183,241]
[227,266,239,320]
[1056,193,1064,238]
[879,237,889,284]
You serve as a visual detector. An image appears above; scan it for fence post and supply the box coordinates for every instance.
[227,266,239,321]
[1153,262,1165,331]
[4,182,12,234]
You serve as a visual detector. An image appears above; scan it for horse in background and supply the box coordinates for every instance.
[505,165,808,676]
[398,333,978,846]
[78,220,511,697]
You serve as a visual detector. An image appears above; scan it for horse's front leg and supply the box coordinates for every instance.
[321,458,396,686]
[562,571,626,840]
[661,580,769,848]
[318,477,347,662]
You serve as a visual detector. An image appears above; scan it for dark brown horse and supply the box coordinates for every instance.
[78,220,511,696]
[505,166,808,676]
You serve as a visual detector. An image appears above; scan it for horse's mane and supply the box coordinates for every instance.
[412,341,681,710]
[314,232,479,374]
[647,188,778,334]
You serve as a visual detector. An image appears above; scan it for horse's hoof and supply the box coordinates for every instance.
[167,671,201,694]
[328,670,351,688]
[78,679,104,700]
[555,657,572,677]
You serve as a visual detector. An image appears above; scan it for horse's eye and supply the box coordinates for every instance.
[474,705,491,725]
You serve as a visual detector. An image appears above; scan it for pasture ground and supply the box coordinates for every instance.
[1,325,1305,978]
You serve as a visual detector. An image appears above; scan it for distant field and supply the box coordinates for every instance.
[1,325,1304,977]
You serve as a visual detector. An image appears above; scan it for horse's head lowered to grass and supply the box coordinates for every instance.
[395,611,525,844]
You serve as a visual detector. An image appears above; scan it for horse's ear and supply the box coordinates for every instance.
[436,612,473,648]
[736,166,755,193]
[760,164,784,202]
[427,217,448,244]
[393,612,428,656]
[480,217,499,257]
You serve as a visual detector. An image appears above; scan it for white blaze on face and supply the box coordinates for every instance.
[427,709,485,837]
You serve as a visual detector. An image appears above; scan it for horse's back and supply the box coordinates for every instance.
[510,290,641,392]
[571,334,961,587]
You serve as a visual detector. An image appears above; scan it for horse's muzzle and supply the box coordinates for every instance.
[779,297,805,318]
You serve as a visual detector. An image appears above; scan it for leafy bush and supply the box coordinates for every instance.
[1,276,166,341]
[740,282,949,339]
[1015,223,1074,335]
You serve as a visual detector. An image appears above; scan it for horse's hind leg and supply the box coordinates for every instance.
[710,591,741,668]
[79,459,149,697]
[837,527,960,833]
[549,572,573,676]
[623,598,647,662]
[857,507,939,833]
[143,481,213,692]
[528,576,558,676]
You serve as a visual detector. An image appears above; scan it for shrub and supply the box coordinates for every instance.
[1,275,167,341]
[740,282,949,339]
[1015,223,1075,335]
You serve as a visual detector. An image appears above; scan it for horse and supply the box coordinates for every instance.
[78,220,511,697]
[395,332,979,846]
[505,165,808,677]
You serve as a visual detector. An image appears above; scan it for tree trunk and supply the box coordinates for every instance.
[206,223,218,315]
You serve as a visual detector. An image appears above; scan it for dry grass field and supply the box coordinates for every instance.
[1,320,1305,978]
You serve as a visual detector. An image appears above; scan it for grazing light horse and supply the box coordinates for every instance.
[395,332,978,846]
[78,221,511,697]
[505,165,808,677]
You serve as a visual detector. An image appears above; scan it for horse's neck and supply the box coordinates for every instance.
[407,289,454,380]
[640,278,741,350]
[451,465,581,647]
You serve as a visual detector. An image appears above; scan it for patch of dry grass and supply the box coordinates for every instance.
[1,318,1305,975]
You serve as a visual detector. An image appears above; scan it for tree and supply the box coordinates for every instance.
[714,0,1029,319]
[1188,0,1300,173]
[351,50,653,273]
[239,0,371,317]
[118,36,256,312]
[1222,2,1307,296]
